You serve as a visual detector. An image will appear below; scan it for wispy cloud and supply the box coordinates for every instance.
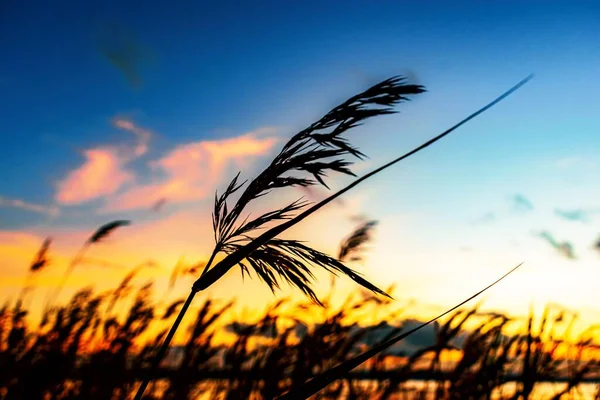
[554,208,595,223]
[0,196,59,217]
[55,119,151,205]
[96,22,154,89]
[56,148,134,205]
[103,128,278,212]
[535,230,576,260]
[511,194,534,212]
[112,118,151,157]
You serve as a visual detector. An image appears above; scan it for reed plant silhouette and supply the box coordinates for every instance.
[0,75,540,399]
[134,74,533,399]
[2,266,600,399]
[17,237,52,301]
[47,220,131,309]
[0,219,599,399]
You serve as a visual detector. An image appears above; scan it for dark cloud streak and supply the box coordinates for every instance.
[96,22,154,89]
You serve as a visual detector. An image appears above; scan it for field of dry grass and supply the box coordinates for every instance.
[5,74,595,400]
[2,269,600,399]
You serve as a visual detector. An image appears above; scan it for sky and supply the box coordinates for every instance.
[1,0,600,333]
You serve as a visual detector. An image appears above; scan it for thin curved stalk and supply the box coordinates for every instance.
[133,289,195,400]
[133,74,532,400]
[46,243,89,309]
[193,74,533,292]
[275,263,523,400]
[133,249,219,400]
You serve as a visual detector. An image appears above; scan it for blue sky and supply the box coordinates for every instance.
[1,1,600,324]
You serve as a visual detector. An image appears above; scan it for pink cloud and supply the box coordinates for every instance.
[0,196,60,217]
[55,119,151,205]
[56,148,134,205]
[104,129,278,212]
[113,118,151,157]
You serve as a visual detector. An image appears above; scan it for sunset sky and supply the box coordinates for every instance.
[1,1,600,333]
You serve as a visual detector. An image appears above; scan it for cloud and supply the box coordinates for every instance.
[55,121,277,211]
[511,194,534,212]
[0,196,59,217]
[113,118,151,157]
[535,231,576,260]
[103,128,278,212]
[55,119,151,205]
[555,208,592,223]
[96,22,154,89]
[56,148,134,205]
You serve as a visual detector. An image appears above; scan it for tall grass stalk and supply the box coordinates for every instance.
[134,74,532,399]
[275,263,523,399]
[6,251,600,399]
[46,220,130,309]
[18,236,52,301]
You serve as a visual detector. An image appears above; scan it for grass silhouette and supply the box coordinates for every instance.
[134,74,533,398]
[2,74,562,400]
[1,253,600,399]
[46,220,131,310]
